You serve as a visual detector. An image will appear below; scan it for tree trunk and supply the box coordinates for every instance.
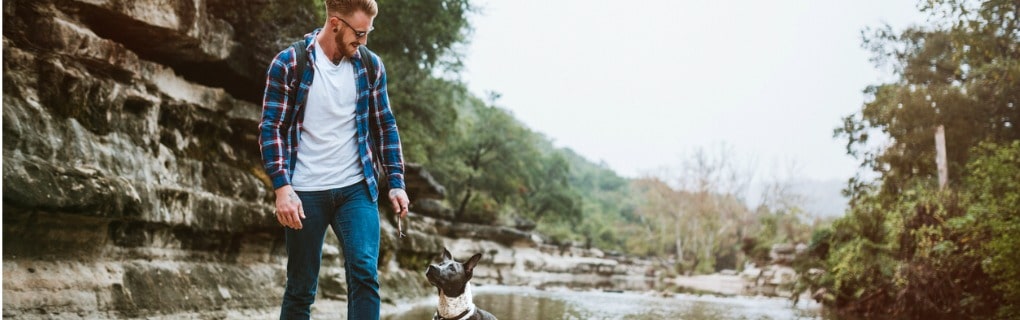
[704,233,715,270]
[456,175,475,217]
[457,189,473,217]
[675,223,684,264]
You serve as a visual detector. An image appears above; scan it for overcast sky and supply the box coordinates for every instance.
[460,0,929,184]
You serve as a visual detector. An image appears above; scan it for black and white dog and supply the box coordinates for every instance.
[425,248,497,320]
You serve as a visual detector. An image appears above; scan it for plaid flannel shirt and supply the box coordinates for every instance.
[259,28,405,202]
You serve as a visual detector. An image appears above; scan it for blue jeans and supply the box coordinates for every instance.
[280,181,381,320]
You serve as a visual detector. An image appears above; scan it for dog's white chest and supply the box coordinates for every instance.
[437,282,475,319]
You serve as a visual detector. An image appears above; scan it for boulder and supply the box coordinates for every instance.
[411,198,455,220]
[434,220,533,246]
[404,163,445,200]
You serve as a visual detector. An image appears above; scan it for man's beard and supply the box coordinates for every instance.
[332,32,349,62]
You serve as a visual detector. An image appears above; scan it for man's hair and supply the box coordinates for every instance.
[325,0,378,17]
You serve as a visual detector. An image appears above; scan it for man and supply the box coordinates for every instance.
[258,1,409,319]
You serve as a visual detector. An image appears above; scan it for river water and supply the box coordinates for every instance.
[384,285,822,320]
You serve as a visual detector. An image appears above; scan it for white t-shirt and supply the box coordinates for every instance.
[291,43,364,191]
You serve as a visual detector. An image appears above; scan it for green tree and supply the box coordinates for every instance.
[812,0,1019,318]
[447,101,535,222]
[342,0,474,164]
[559,151,635,250]
[836,0,1019,198]
[520,150,581,223]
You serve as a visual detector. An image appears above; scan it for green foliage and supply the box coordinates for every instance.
[449,101,534,216]
[742,209,779,266]
[373,0,472,165]
[414,93,583,229]
[802,162,1020,317]
[521,151,581,223]
[373,0,472,71]
[356,0,475,166]
[966,141,1020,318]
[815,1,1019,317]
[836,0,1020,199]
[807,156,1018,318]
[565,152,637,250]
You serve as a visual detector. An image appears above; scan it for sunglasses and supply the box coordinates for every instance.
[334,17,374,39]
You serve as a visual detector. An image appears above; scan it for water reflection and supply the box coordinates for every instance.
[472,291,577,319]
[384,286,820,320]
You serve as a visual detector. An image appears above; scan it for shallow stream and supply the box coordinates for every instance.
[383,285,822,320]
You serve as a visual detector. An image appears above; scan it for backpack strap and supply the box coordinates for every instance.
[358,45,386,187]
[288,40,308,106]
[292,42,374,92]
[358,45,377,89]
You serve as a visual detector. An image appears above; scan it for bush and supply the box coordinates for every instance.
[966,141,1020,318]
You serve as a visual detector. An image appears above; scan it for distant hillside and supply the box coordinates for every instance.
[792,179,849,218]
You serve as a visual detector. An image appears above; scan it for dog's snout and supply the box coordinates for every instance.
[425,264,440,284]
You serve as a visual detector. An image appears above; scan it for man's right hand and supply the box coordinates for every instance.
[275,185,304,229]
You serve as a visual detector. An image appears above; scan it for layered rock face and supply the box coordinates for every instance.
[1,0,438,318]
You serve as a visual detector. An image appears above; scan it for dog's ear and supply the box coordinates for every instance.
[465,253,483,274]
[442,248,453,261]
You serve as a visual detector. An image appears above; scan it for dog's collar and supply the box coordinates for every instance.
[433,305,474,320]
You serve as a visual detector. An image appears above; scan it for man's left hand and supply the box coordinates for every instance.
[388,188,410,218]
